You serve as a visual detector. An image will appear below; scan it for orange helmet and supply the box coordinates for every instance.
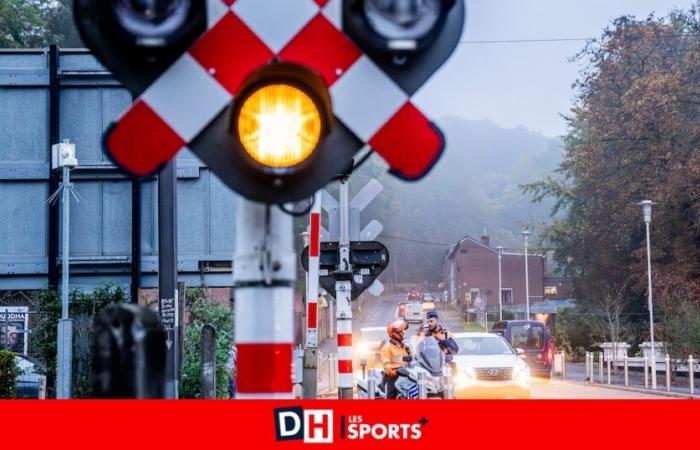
[387,319,408,341]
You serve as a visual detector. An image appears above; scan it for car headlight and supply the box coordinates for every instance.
[358,342,373,356]
[454,367,476,389]
[513,365,531,388]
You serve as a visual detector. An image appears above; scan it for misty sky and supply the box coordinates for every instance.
[414,0,696,138]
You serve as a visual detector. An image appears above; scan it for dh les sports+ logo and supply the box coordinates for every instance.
[273,407,427,444]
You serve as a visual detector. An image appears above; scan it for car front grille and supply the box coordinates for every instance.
[474,367,513,381]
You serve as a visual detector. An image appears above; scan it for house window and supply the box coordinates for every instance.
[501,288,513,305]
[545,286,558,297]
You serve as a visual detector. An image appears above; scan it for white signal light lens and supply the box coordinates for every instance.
[112,0,191,45]
[364,0,442,41]
[237,84,323,170]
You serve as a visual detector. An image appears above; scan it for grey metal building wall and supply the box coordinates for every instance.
[0,49,236,294]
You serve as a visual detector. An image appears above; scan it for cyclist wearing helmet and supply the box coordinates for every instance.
[380,319,412,399]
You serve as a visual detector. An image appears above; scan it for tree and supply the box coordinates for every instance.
[30,283,126,398]
[524,10,700,355]
[0,0,82,48]
[180,289,234,399]
[0,350,20,399]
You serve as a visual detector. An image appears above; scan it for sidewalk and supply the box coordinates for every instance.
[561,362,699,398]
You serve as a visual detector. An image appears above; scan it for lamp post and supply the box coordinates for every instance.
[522,229,531,319]
[497,246,503,321]
[639,200,657,389]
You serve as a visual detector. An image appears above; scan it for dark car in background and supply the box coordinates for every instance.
[406,289,423,302]
[490,320,553,378]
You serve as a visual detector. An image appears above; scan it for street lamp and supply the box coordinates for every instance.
[638,199,657,389]
[496,246,503,321]
[521,228,531,319]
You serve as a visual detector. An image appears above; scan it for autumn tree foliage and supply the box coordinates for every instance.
[525,11,700,355]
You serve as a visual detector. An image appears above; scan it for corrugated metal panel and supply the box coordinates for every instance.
[0,50,237,291]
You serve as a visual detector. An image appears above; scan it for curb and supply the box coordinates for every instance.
[562,379,699,399]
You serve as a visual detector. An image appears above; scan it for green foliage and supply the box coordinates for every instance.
[0,350,20,398]
[0,0,82,48]
[523,10,700,354]
[658,290,700,361]
[180,289,234,399]
[552,308,603,361]
[31,283,127,398]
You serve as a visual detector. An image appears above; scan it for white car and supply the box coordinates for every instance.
[451,332,531,399]
[403,302,423,324]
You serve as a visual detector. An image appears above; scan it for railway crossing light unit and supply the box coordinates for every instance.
[74,0,207,96]
[74,0,466,204]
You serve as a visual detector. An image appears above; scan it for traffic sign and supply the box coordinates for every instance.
[301,241,389,300]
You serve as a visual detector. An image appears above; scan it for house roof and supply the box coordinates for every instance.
[444,234,545,261]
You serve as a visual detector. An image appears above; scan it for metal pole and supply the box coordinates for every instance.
[201,324,217,399]
[233,199,295,399]
[367,377,376,399]
[585,352,590,382]
[640,201,657,390]
[3,309,8,350]
[56,164,73,399]
[689,355,694,395]
[497,247,503,321]
[417,372,427,399]
[561,352,566,380]
[522,230,530,318]
[336,179,354,399]
[443,374,454,399]
[665,356,671,392]
[644,356,649,389]
[624,355,629,387]
[158,160,179,399]
[607,357,611,385]
[303,192,322,399]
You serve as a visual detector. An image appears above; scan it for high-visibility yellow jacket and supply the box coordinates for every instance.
[381,340,411,377]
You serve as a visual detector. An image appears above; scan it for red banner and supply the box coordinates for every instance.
[1,400,696,448]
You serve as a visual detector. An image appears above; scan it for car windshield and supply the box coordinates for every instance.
[510,323,545,351]
[454,336,514,356]
[360,329,386,342]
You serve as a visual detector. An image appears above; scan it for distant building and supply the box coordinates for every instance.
[443,234,546,319]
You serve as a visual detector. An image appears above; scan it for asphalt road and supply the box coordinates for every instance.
[356,294,673,399]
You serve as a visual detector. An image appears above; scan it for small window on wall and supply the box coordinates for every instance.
[501,289,513,305]
[545,286,558,297]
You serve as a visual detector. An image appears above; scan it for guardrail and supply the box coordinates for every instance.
[572,351,697,395]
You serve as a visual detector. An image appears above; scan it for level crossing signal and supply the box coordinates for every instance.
[74,0,466,203]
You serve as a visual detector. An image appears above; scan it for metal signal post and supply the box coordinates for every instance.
[336,179,354,399]
[233,200,295,399]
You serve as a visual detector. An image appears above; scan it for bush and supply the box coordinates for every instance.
[180,289,233,399]
[31,283,127,398]
[0,350,20,399]
[553,308,603,361]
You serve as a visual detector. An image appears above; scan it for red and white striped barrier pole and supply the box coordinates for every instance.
[303,192,322,399]
[234,199,294,399]
[336,179,354,399]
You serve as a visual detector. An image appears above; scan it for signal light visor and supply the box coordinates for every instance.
[237,84,323,170]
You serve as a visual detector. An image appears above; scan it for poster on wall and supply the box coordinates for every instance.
[0,306,29,355]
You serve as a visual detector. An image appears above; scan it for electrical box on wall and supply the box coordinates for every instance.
[51,140,78,169]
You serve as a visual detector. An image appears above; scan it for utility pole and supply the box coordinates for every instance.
[303,192,322,399]
[234,199,294,399]
[639,200,657,389]
[336,179,354,399]
[522,228,531,319]
[158,160,179,399]
[50,139,78,400]
[497,246,503,321]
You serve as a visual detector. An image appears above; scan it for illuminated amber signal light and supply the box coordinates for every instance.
[237,83,323,169]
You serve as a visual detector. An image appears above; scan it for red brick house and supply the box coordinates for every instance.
[443,234,545,319]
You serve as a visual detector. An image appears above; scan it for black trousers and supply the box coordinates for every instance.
[383,374,398,399]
